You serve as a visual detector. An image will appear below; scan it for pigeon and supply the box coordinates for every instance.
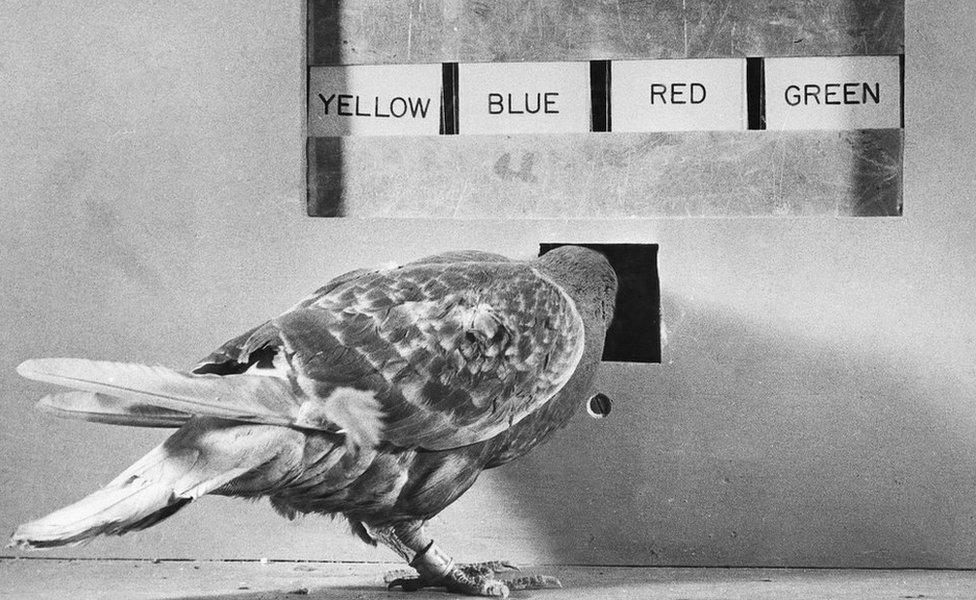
[9,245,618,597]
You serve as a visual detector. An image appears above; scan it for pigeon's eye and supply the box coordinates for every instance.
[586,393,611,419]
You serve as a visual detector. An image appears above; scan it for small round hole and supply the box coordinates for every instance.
[586,393,612,419]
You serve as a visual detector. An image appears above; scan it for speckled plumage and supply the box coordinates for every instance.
[194,248,616,530]
[12,246,618,593]
[203,258,585,452]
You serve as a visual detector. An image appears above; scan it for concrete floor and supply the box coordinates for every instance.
[2,558,975,600]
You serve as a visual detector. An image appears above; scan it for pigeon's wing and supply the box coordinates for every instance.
[406,250,511,265]
[284,260,585,450]
[19,254,584,453]
[192,258,509,375]
[195,256,585,451]
[193,267,381,376]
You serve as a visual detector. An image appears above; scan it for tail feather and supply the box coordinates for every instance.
[9,357,372,550]
[37,391,191,428]
[11,479,180,549]
[17,358,386,459]
[9,419,293,550]
[18,358,300,426]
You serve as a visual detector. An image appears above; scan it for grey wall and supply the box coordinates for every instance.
[3,0,976,568]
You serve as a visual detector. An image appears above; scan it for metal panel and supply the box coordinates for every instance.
[308,130,903,217]
[308,0,904,66]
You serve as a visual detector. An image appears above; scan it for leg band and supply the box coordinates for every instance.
[409,540,455,582]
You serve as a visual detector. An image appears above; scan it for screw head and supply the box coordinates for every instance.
[586,393,612,418]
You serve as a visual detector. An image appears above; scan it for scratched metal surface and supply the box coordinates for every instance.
[308,0,905,65]
[307,130,902,218]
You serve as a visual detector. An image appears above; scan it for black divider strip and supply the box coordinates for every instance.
[899,54,906,129]
[746,57,766,130]
[590,60,612,132]
[440,62,459,135]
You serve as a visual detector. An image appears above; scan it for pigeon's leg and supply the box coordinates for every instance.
[380,521,561,597]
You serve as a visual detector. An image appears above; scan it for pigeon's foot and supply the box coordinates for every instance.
[374,522,563,597]
[386,561,562,597]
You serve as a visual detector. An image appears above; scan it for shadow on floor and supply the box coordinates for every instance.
[489,291,976,568]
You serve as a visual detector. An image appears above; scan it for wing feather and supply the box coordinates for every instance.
[170,252,584,452]
[17,359,299,425]
[279,260,585,450]
[37,391,191,428]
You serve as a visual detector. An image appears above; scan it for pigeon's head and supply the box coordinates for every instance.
[537,246,618,331]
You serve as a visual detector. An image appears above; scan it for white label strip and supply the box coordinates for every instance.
[611,58,747,132]
[764,56,901,130]
[307,65,442,137]
[458,61,591,134]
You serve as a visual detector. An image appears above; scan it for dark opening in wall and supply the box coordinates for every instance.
[539,243,660,364]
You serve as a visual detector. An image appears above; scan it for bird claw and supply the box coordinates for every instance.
[385,561,516,584]
[461,560,521,575]
[388,571,509,597]
[386,563,557,597]
[506,574,563,591]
